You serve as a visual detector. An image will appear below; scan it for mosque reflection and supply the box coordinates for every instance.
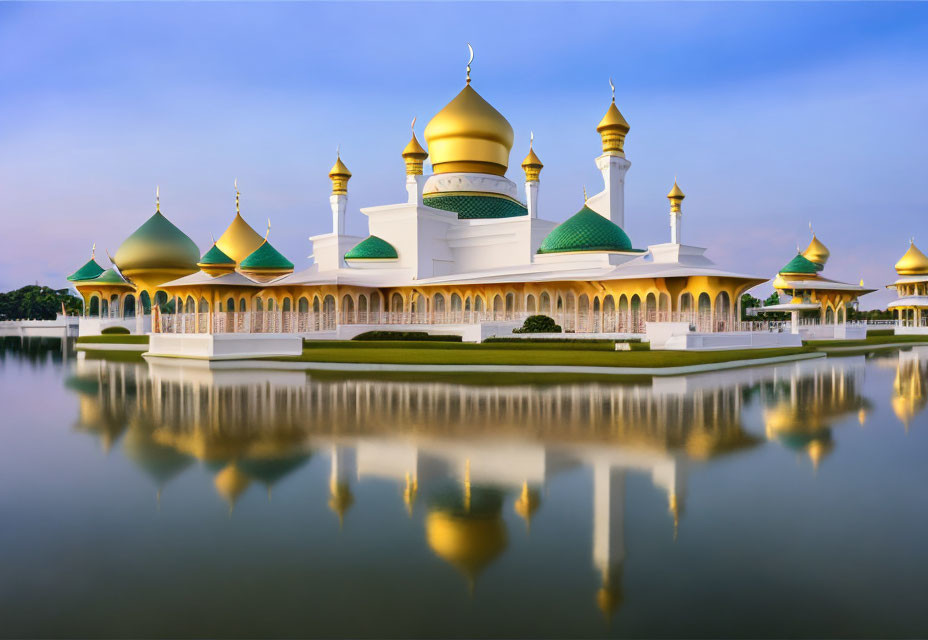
[65,349,924,618]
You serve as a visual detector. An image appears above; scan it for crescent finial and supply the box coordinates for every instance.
[266,218,271,240]
[155,185,160,212]
[234,178,238,192]
[809,221,814,235]
[609,77,615,102]
[91,242,96,259]
[336,143,340,158]
[466,43,474,84]
[530,130,534,148]
[583,185,588,203]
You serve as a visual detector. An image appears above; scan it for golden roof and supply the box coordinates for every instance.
[424,84,514,176]
[521,146,543,170]
[895,241,928,276]
[426,511,507,580]
[328,155,352,179]
[667,180,685,200]
[402,133,428,160]
[802,233,830,267]
[216,214,264,265]
[214,463,251,505]
[597,101,630,134]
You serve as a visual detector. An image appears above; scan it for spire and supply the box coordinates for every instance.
[234,178,240,215]
[155,185,160,213]
[402,117,429,176]
[521,131,543,182]
[466,43,474,85]
[328,149,352,195]
[597,78,630,157]
[91,242,96,259]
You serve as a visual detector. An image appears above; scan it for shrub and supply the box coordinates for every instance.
[485,337,619,345]
[351,331,463,342]
[101,326,130,335]
[513,315,561,334]
[867,329,894,337]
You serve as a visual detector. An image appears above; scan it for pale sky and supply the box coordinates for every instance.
[1,2,927,307]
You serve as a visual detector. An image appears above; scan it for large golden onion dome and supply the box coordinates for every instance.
[895,241,928,276]
[426,511,507,581]
[424,84,514,176]
[215,184,265,264]
[802,233,830,268]
[113,202,199,278]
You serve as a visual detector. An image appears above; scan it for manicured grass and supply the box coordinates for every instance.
[78,349,146,362]
[805,335,928,348]
[303,339,625,352]
[76,334,150,345]
[280,344,814,368]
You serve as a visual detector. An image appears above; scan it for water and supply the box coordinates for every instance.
[1,338,926,638]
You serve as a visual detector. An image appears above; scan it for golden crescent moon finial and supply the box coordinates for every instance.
[91,242,96,259]
[609,77,615,102]
[155,185,160,212]
[530,130,534,147]
[411,116,416,131]
[266,218,271,240]
[466,43,474,85]
[210,232,216,245]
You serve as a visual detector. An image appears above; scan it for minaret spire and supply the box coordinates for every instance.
[155,185,160,212]
[466,43,474,85]
[234,179,240,215]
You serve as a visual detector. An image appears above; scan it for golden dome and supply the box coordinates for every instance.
[596,99,630,157]
[113,207,200,278]
[329,480,354,526]
[802,233,830,267]
[215,190,264,265]
[513,482,541,526]
[329,155,352,195]
[424,84,514,176]
[521,142,543,183]
[895,241,928,275]
[402,131,429,176]
[667,180,685,212]
[214,463,251,506]
[426,511,507,580]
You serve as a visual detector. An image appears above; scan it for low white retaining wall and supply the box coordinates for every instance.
[302,322,524,343]
[895,326,928,336]
[147,333,303,360]
[79,316,150,336]
[660,331,802,351]
[799,324,867,340]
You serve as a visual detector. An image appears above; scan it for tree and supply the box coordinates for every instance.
[0,285,83,320]
[513,315,562,334]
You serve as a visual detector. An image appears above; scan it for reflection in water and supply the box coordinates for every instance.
[891,347,928,431]
[761,357,870,468]
[62,351,892,620]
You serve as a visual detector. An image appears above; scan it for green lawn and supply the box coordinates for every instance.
[804,335,928,348]
[280,344,815,368]
[304,339,634,352]
[76,335,150,345]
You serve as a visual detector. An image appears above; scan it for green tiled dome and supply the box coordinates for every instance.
[93,268,132,286]
[199,243,235,266]
[240,240,294,270]
[538,206,634,254]
[424,193,527,219]
[67,257,105,282]
[345,235,398,260]
[779,253,820,276]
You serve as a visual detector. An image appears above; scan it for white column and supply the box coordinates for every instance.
[592,464,625,577]
[525,180,539,218]
[791,309,799,334]
[406,175,425,205]
[331,194,347,235]
[592,154,631,227]
[670,211,682,244]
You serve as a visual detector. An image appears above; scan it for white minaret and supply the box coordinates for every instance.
[592,463,625,619]
[667,179,685,244]
[521,132,543,218]
[328,152,351,235]
[587,79,631,227]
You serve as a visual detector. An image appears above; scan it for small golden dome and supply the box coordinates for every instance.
[513,482,541,525]
[895,241,928,275]
[402,131,429,176]
[329,479,354,525]
[802,233,830,267]
[667,180,685,212]
[426,511,507,580]
[424,84,514,176]
[214,463,251,506]
[596,99,630,157]
[329,155,352,195]
[521,143,543,183]
[216,216,264,265]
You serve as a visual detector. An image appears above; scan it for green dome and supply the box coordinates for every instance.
[199,243,235,266]
[779,253,820,276]
[67,257,105,282]
[424,193,527,219]
[345,235,398,260]
[93,268,133,286]
[538,206,634,254]
[113,210,199,274]
[240,240,294,270]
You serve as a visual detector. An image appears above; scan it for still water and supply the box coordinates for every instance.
[1,339,926,638]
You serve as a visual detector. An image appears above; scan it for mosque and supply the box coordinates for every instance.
[66,53,778,343]
[887,241,928,332]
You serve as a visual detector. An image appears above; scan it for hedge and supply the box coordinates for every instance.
[351,331,463,342]
[101,326,130,335]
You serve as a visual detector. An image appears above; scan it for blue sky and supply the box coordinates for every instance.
[1,2,927,307]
